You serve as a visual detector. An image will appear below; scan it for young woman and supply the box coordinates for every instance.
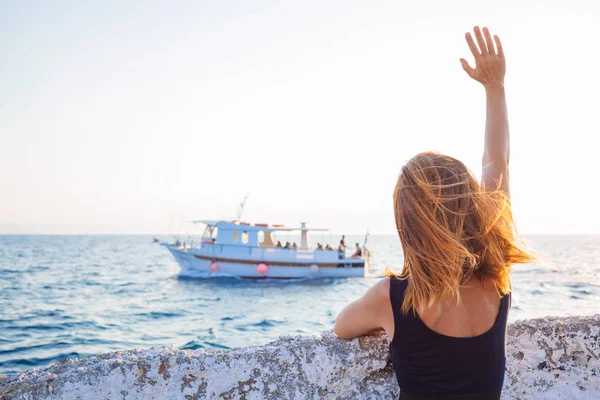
[334,26,535,400]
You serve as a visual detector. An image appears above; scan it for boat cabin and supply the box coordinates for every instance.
[195,220,325,250]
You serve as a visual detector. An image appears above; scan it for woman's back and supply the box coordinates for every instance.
[389,277,510,399]
[418,276,502,338]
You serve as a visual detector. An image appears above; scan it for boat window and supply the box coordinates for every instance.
[232,231,239,242]
[257,231,264,244]
[203,226,212,238]
[241,231,249,244]
[211,227,218,239]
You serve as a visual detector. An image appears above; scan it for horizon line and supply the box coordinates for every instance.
[1,232,599,236]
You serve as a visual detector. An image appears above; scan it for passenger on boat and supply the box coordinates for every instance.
[325,244,333,251]
[276,241,282,248]
[292,242,298,250]
[351,243,362,258]
[283,241,291,249]
[316,243,324,250]
[339,235,346,250]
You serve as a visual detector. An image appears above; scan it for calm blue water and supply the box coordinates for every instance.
[1,234,599,375]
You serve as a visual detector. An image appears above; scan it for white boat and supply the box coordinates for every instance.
[159,220,369,279]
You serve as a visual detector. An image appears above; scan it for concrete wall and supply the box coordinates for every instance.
[1,315,599,399]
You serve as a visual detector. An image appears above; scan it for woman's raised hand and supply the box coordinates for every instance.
[460,26,505,87]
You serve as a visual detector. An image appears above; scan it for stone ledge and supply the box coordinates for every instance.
[1,315,599,399]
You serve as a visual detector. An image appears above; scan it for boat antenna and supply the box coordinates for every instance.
[236,193,250,222]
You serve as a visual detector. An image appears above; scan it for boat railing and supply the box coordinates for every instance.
[185,243,359,262]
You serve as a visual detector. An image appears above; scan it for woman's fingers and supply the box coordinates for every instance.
[465,33,481,58]
[494,35,504,57]
[483,27,495,55]
[473,26,488,54]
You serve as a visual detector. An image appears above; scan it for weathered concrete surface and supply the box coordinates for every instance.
[1,315,598,399]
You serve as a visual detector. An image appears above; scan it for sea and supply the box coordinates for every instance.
[0,234,599,375]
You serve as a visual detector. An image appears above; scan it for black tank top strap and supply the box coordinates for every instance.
[389,276,409,311]
[389,276,412,340]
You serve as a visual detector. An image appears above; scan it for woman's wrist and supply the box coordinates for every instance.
[484,81,505,92]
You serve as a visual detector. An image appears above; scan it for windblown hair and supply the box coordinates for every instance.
[386,152,535,314]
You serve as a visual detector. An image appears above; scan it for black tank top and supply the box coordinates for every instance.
[389,277,510,400]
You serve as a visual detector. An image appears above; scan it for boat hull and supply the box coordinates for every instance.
[166,245,365,279]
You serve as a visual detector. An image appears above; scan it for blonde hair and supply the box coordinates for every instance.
[386,152,535,314]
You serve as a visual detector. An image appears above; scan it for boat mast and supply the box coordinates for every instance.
[236,193,250,222]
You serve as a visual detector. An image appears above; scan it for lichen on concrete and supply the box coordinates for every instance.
[1,315,599,399]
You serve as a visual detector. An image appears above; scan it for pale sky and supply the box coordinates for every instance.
[1,0,599,235]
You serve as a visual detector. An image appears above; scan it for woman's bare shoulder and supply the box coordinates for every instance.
[363,278,393,316]
[360,277,392,308]
[373,277,391,297]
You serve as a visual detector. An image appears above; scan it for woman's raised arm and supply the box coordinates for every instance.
[460,26,510,196]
